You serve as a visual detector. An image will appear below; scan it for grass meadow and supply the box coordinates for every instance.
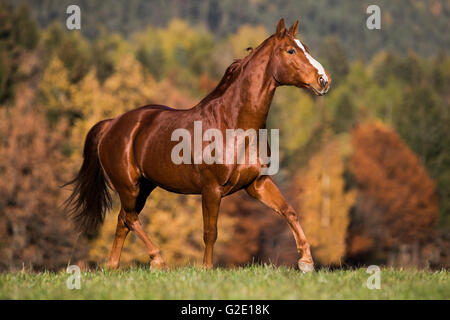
[0,265,448,300]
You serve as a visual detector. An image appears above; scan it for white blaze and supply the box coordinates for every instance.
[294,39,328,82]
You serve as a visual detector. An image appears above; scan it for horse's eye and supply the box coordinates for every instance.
[287,49,296,55]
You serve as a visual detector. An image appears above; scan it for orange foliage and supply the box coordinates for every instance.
[0,87,87,271]
[348,122,438,254]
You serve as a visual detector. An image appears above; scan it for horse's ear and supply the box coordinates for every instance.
[288,20,299,37]
[275,18,286,37]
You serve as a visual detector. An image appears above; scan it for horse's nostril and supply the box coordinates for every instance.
[319,76,328,88]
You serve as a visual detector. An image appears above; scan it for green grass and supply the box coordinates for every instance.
[0,265,448,299]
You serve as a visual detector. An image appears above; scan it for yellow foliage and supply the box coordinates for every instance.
[39,56,73,114]
[157,19,212,69]
[229,25,269,58]
[292,137,356,266]
[102,54,155,111]
[69,54,157,156]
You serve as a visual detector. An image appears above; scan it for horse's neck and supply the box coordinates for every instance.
[230,58,277,130]
[199,44,277,130]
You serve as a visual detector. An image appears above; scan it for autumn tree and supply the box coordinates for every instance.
[347,122,438,265]
[38,56,76,125]
[0,2,39,104]
[290,137,355,266]
[393,86,450,226]
[40,22,92,84]
[0,87,87,271]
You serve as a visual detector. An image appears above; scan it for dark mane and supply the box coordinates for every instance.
[197,36,273,104]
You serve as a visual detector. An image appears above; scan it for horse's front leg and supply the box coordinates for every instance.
[246,176,314,272]
[201,186,222,269]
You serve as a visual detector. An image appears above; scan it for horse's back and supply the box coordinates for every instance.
[137,104,178,111]
[97,103,195,185]
[102,104,183,135]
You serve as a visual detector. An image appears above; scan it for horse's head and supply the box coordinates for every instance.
[269,18,331,96]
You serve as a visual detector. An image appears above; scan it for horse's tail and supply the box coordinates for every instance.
[63,119,112,235]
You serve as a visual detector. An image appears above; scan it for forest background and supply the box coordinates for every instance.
[0,0,449,271]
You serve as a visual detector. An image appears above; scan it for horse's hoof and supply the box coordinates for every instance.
[106,262,119,271]
[298,261,314,273]
[202,264,213,270]
[150,257,166,270]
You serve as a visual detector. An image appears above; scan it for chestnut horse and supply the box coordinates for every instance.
[64,19,331,272]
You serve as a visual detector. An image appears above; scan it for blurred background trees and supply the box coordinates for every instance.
[291,137,356,266]
[0,2,38,104]
[347,122,440,267]
[0,0,449,270]
[19,0,450,59]
[0,86,87,271]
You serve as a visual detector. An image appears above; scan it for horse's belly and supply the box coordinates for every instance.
[220,163,261,195]
[141,156,204,194]
[141,156,261,196]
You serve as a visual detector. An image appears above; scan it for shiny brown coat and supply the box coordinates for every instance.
[64,19,331,272]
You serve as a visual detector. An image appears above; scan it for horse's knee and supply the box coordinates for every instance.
[203,229,218,243]
[281,204,298,222]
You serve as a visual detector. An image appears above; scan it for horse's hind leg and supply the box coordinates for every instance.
[107,208,130,270]
[123,209,165,269]
[107,179,165,269]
